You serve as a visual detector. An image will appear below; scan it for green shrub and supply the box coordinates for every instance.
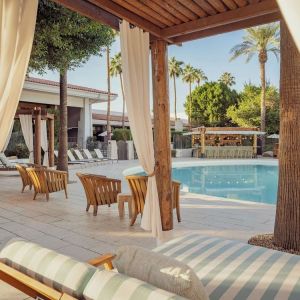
[112,128,132,141]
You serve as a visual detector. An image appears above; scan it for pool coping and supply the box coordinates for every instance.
[123,158,278,207]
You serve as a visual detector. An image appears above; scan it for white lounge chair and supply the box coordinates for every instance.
[73,149,95,162]
[67,150,86,164]
[83,149,104,162]
[55,150,84,165]
[94,148,109,161]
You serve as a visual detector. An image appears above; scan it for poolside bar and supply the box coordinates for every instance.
[183,127,265,159]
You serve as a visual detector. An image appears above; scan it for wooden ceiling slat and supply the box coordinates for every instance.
[222,0,239,10]
[173,11,280,43]
[86,0,169,41]
[177,0,208,18]
[162,0,279,38]
[110,0,167,28]
[207,0,228,12]
[192,0,218,15]
[52,0,119,30]
[151,0,190,23]
[139,0,182,25]
[164,0,199,21]
[233,0,248,7]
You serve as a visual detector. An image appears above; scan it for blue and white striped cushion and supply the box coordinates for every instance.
[0,239,96,298]
[154,234,300,300]
[83,270,186,300]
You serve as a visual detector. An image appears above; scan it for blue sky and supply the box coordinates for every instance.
[31,28,280,119]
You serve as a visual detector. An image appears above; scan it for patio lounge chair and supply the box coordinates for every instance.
[126,175,181,226]
[15,164,32,192]
[94,148,109,161]
[0,239,182,300]
[73,149,96,162]
[83,148,104,162]
[26,167,68,200]
[77,173,121,216]
[67,149,88,164]
[0,152,16,170]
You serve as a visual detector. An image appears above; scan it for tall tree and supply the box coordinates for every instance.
[274,21,300,251]
[230,23,279,151]
[110,52,125,128]
[219,72,236,86]
[194,68,207,87]
[106,46,112,140]
[182,64,197,127]
[168,57,183,120]
[29,0,114,172]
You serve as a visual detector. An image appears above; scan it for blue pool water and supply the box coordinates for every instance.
[172,164,278,204]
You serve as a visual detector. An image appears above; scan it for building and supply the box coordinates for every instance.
[19,77,117,147]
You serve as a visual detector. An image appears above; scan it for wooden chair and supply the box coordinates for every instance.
[77,173,121,216]
[126,175,181,226]
[15,164,32,192]
[26,168,68,201]
[0,253,114,300]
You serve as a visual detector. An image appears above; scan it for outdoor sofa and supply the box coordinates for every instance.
[1,234,300,299]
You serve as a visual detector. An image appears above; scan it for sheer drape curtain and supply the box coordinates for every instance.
[120,21,163,238]
[2,120,14,152]
[0,0,38,151]
[276,1,300,51]
[19,115,34,163]
[41,120,49,166]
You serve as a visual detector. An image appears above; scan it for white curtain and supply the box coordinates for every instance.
[41,120,48,166]
[3,120,14,151]
[276,0,300,51]
[0,0,38,151]
[120,21,163,238]
[19,115,34,163]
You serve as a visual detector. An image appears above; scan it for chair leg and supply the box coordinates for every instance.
[33,192,37,200]
[64,188,68,199]
[86,204,90,212]
[21,185,25,193]
[176,206,181,223]
[93,205,98,216]
[29,184,32,190]
[46,193,49,201]
[130,213,138,226]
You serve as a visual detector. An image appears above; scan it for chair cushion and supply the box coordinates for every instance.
[0,239,96,298]
[83,270,186,300]
[114,245,208,300]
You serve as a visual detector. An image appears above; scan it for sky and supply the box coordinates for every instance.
[31,28,280,119]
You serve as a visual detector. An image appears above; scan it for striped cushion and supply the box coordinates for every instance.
[83,270,186,300]
[154,234,300,300]
[0,239,96,298]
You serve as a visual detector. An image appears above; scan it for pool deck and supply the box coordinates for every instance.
[0,158,276,299]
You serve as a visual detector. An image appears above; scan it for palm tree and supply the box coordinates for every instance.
[106,46,111,140]
[182,64,197,128]
[194,68,207,87]
[168,57,184,120]
[110,52,126,128]
[230,23,279,151]
[219,72,236,86]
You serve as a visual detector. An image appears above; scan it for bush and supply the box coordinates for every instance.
[112,128,132,141]
[86,136,99,151]
[15,143,29,158]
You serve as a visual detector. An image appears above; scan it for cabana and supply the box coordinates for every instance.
[0,0,299,245]
[184,126,265,158]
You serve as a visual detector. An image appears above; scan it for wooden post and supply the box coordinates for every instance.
[34,108,42,165]
[200,127,206,158]
[49,118,55,167]
[253,134,257,157]
[151,39,173,231]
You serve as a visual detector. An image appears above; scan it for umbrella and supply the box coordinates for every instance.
[98,131,107,137]
[268,134,279,139]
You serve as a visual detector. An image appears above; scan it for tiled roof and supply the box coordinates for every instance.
[25,77,117,96]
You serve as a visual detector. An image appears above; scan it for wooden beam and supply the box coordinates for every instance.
[51,0,119,30]
[151,40,173,231]
[34,109,42,165]
[49,119,55,167]
[162,0,279,38]
[173,12,281,43]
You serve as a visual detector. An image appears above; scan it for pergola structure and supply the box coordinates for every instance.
[52,0,283,232]
[15,108,55,167]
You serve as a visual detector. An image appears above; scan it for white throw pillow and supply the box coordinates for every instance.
[115,245,209,300]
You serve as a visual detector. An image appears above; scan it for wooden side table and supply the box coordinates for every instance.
[117,193,133,218]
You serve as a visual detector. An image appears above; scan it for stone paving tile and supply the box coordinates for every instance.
[0,158,276,299]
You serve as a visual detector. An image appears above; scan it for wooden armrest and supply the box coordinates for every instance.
[87,253,115,270]
[172,180,181,185]
[0,262,73,300]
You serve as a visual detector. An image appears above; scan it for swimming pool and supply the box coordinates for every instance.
[124,160,278,205]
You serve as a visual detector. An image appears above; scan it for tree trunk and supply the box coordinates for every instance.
[57,70,68,172]
[120,74,125,129]
[189,82,192,129]
[260,60,266,152]
[173,76,177,120]
[274,20,300,251]
[106,46,111,140]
